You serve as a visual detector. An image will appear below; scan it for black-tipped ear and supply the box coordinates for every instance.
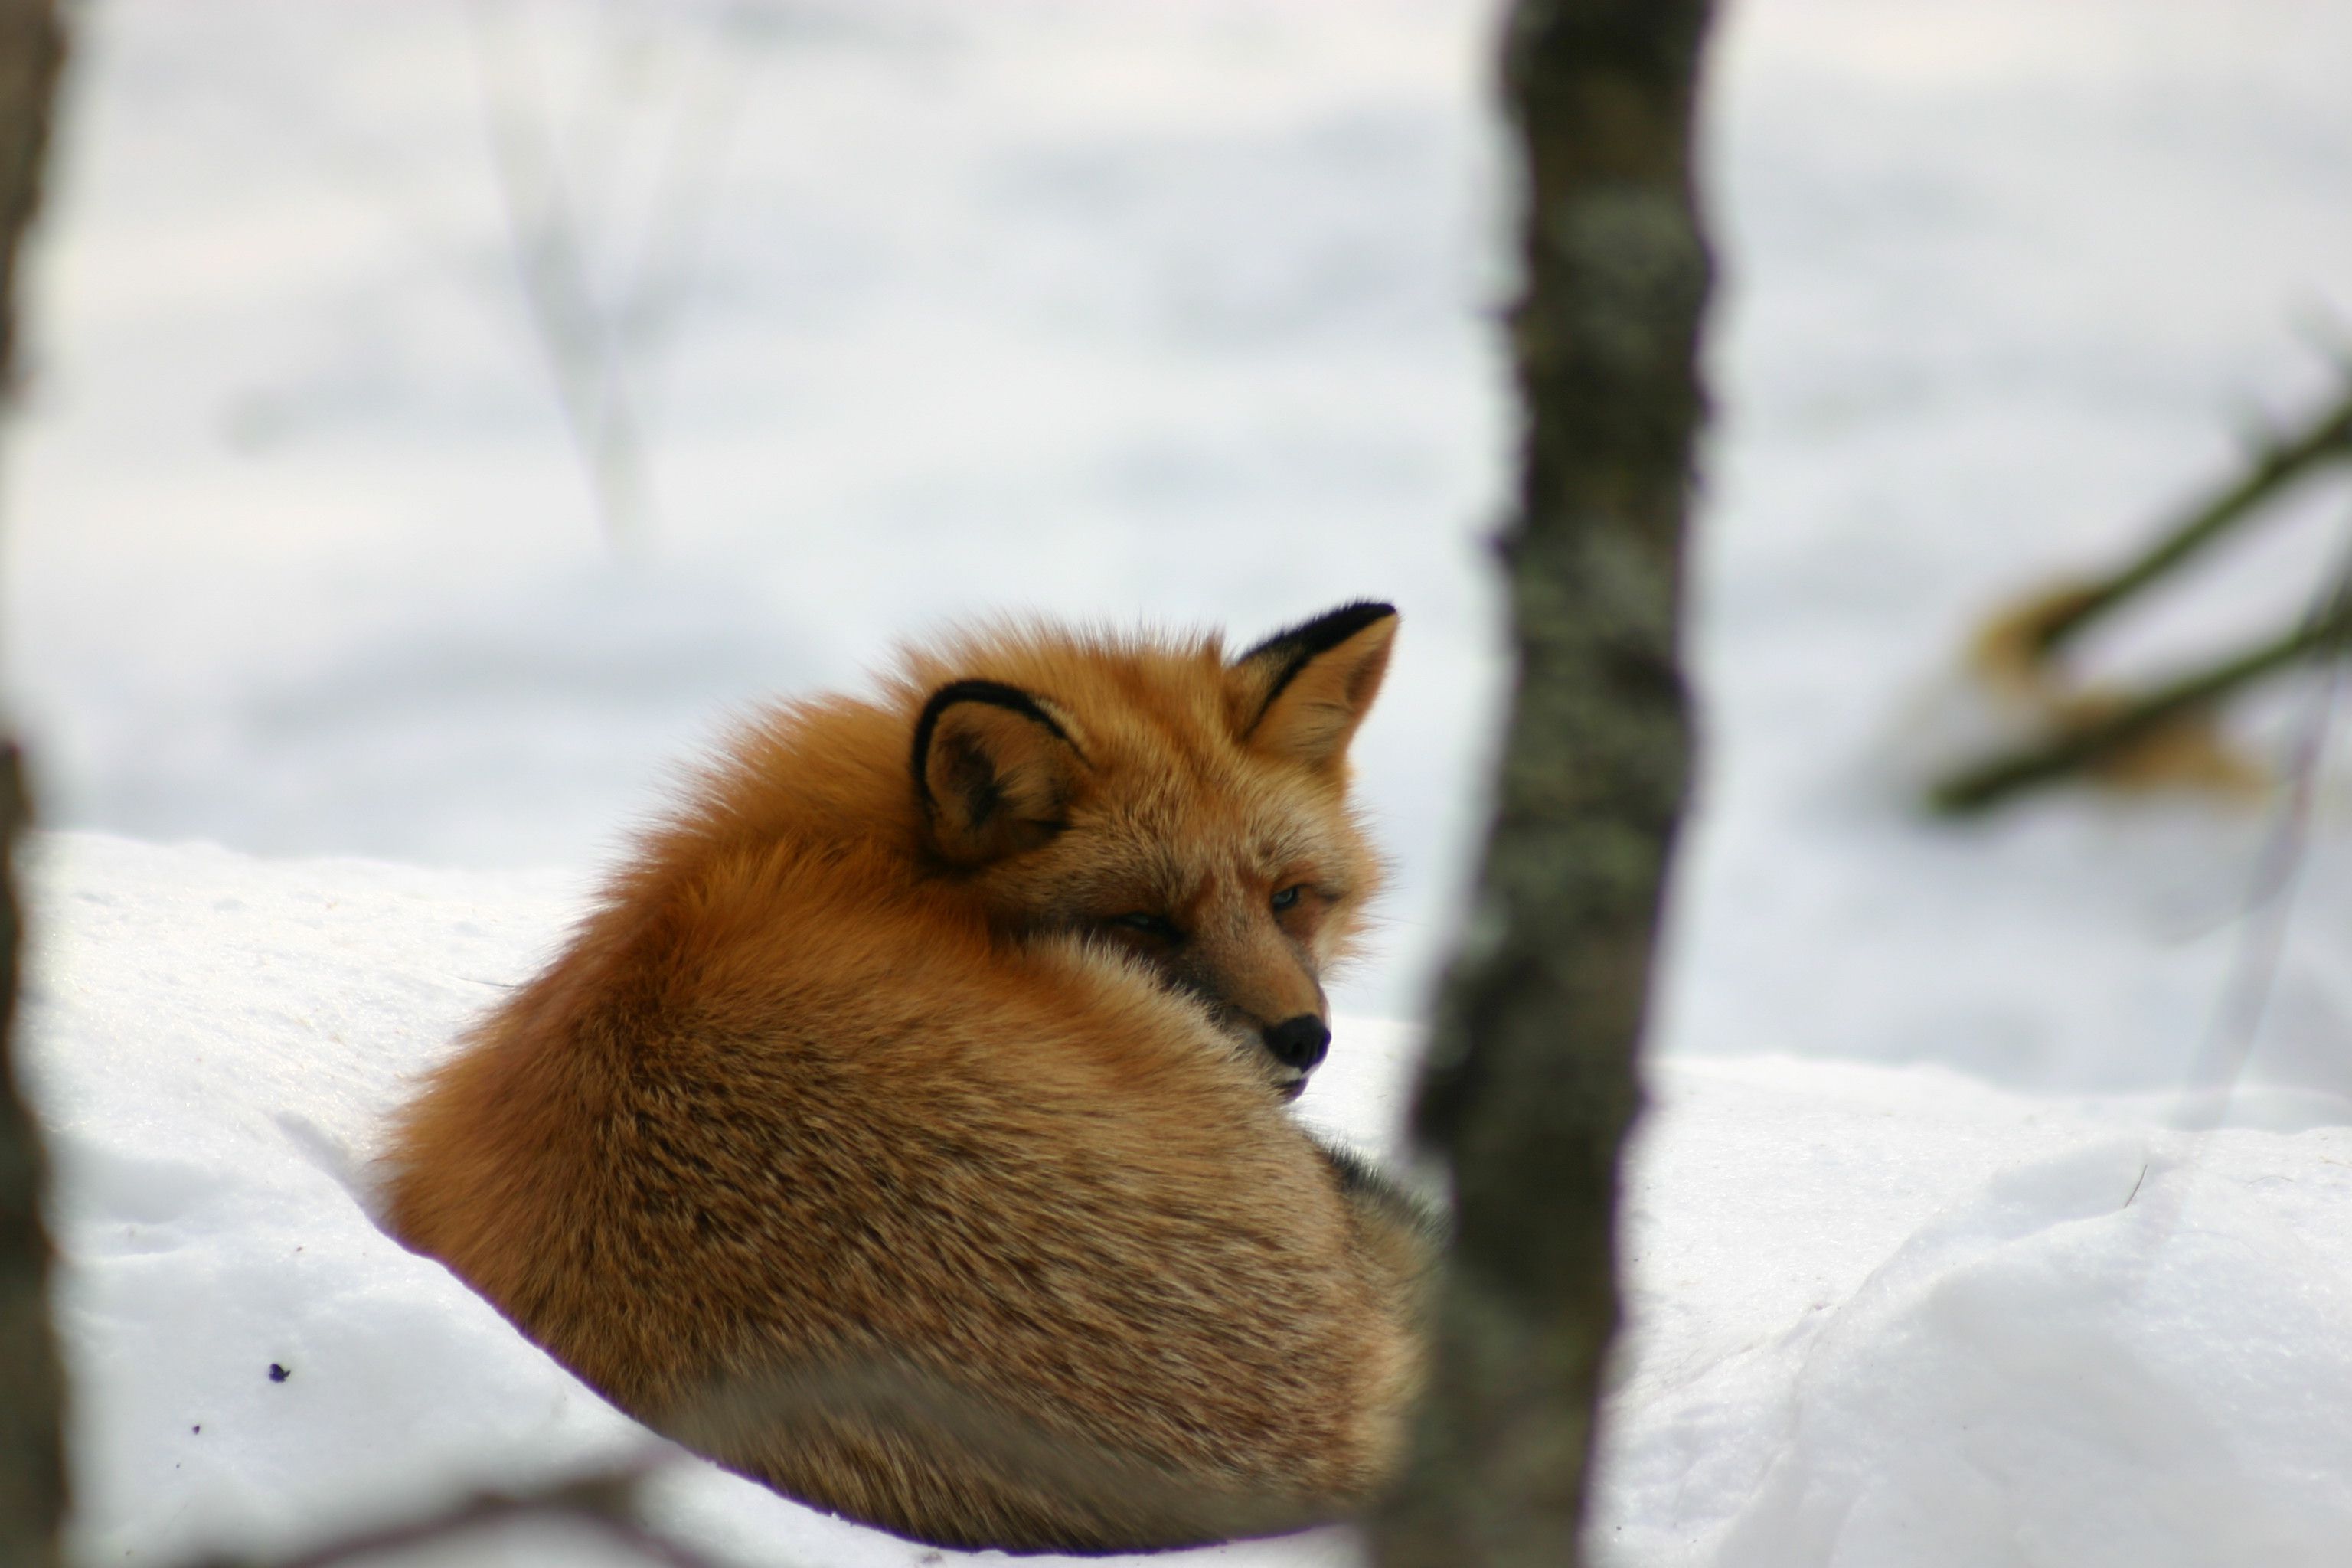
[1229,602,1397,772]
[913,681,1086,864]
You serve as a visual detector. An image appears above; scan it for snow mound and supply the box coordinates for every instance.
[1716,1139,2352,1568]
[1603,1060,2352,1567]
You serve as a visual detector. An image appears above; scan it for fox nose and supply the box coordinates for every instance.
[1262,1015,1331,1074]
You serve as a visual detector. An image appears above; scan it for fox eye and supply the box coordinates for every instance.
[1109,912,1184,941]
[1269,885,1304,913]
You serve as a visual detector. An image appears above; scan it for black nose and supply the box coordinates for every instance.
[1262,1015,1330,1073]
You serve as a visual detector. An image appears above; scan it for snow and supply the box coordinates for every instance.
[27,831,1399,1567]
[1606,1061,2352,1566]
[9,0,2352,1563]
[34,835,2352,1565]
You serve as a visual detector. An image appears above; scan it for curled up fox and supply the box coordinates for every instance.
[383,602,1439,1552]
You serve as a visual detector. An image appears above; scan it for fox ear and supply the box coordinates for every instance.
[1230,602,1397,773]
[912,680,1086,864]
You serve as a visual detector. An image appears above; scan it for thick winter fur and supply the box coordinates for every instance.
[381,604,1438,1553]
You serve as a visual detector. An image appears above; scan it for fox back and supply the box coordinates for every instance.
[381,603,1435,1551]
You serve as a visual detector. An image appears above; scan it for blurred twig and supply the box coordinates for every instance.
[173,1344,1316,1566]
[1931,593,2352,815]
[467,1,746,550]
[186,1456,720,1568]
[612,14,743,393]
[472,0,648,549]
[2027,383,2352,658]
[1932,370,2352,815]
[2174,528,2352,1127]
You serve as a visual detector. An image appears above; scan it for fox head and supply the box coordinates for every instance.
[907,603,1397,1098]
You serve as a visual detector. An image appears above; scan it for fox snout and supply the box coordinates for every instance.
[1263,1014,1329,1073]
[1261,1014,1331,1098]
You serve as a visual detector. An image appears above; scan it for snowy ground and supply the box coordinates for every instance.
[34,833,2352,1567]
[10,0,2352,1563]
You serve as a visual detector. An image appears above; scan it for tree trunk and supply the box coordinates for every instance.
[1373,1,1713,1564]
[0,1,67,1563]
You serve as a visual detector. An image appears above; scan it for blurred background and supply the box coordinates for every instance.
[6,0,2352,1093]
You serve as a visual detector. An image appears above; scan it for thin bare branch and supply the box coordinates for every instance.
[469,0,652,550]
[1930,592,2352,815]
[184,1458,722,1568]
[2029,382,2352,658]
[2171,531,2352,1126]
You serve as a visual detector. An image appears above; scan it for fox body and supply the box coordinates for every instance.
[382,603,1436,1552]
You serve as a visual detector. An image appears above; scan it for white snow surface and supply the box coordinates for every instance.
[11,0,2352,1563]
[31,831,2352,1566]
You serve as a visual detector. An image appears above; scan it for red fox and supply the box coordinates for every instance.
[382,603,1437,1552]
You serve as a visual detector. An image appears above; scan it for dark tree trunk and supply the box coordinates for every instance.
[1374,2,1713,1564]
[0,1,66,1563]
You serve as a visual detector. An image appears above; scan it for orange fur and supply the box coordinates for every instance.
[381,605,1437,1551]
